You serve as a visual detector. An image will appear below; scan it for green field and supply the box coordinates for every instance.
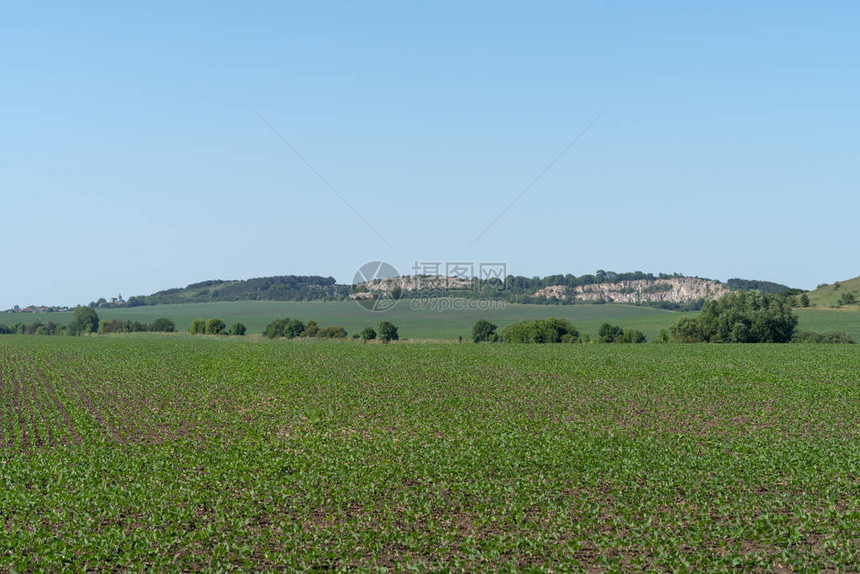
[795,308,860,340]
[1,300,691,341]
[2,336,860,570]
[5,299,860,342]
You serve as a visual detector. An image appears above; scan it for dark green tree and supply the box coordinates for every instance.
[501,318,579,343]
[379,321,399,343]
[360,327,376,342]
[471,319,498,342]
[598,323,624,343]
[205,318,226,335]
[284,319,305,338]
[670,292,798,343]
[617,329,646,343]
[189,318,206,334]
[263,318,290,338]
[229,322,247,336]
[149,318,176,332]
[303,320,319,337]
[799,293,810,307]
[68,305,99,336]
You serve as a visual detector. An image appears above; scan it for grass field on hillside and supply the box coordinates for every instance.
[2,336,860,570]
[806,276,860,308]
[1,300,689,341]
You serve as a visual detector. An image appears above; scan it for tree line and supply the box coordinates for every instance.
[0,307,177,336]
[260,318,400,343]
[471,319,647,344]
[470,291,854,344]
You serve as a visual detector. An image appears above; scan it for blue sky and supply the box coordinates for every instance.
[2,1,858,307]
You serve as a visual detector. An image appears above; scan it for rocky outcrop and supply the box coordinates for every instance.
[534,278,730,305]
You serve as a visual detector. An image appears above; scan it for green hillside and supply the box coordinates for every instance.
[806,276,860,308]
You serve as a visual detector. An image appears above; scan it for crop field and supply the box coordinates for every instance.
[2,336,860,571]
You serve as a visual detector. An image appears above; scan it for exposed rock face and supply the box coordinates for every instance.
[352,275,475,295]
[534,278,731,304]
[353,275,731,305]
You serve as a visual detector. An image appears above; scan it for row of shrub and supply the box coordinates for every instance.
[188,318,246,336]
[472,319,647,344]
[99,318,176,334]
[0,310,176,336]
[262,318,347,339]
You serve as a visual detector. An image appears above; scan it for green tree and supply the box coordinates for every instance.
[189,318,206,334]
[149,318,175,332]
[205,318,226,335]
[670,292,798,343]
[360,327,376,342]
[471,319,498,342]
[656,328,670,343]
[317,326,347,338]
[379,321,399,343]
[229,322,247,336]
[263,318,290,338]
[284,319,305,338]
[68,305,99,336]
[303,320,319,337]
[501,318,579,343]
[598,323,624,343]
[617,329,647,343]
[799,293,810,307]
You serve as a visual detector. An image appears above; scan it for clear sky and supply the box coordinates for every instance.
[2,1,858,308]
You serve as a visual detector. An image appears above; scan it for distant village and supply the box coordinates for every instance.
[4,294,126,314]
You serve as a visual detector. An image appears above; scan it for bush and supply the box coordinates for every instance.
[317,326,347,338]
[150,318,176,332]
[617,329,647,344]
[283,319,305,338]
[205,318,226,335]
[791,330,856,344]
[229,322,247,336]
[189,319,206,335]
[303,320,319,338]
[360,327,376,342]
[838,292,856,306]
[501,318,579,343]
[471,319,498,342]
[379,321,399,343]
[598,323,624,343]
[263,318,290,338]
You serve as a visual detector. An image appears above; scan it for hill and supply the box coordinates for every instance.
[352,271,746,310]
[806,276,860,308]
[125,276,349,306]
